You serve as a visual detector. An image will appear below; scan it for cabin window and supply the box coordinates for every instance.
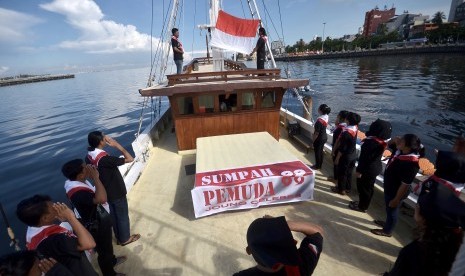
[198,95,214,113]
[219,93,237,112]
[260,91,276,108]
[177,96,194,115]
[241,91,255,110]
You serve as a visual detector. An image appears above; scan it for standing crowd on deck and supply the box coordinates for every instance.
[1,132,139,276]
[308,103,465,275]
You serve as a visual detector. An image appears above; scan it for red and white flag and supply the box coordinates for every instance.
[210,10,260,54]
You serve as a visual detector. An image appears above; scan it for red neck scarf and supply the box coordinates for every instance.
[363,136,388,149]
[26,225,74,250]
[343,125,358,138]
[316,115,328,128]
[386,150,419,169]
[87,148,108,167]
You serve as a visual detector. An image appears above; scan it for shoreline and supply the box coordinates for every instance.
[275,44,465,61]
[0,74,75,87]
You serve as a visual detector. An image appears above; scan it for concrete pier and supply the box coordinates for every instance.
[0,74,75,87]
[275,44,465,61]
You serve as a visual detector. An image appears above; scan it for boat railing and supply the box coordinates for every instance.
[167,68,281,86]
[223,59,247,71]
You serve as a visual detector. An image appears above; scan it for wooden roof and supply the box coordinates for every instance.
[139,69,309,97]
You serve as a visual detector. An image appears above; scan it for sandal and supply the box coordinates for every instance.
[374,220,386,227]
[348,202,366,213]
[114,256,127,267]
[330,187,346,195]
[370,229,392,237]
[120,234,141,246]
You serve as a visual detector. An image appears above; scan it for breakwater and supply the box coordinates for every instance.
[275,44,465,61]
[0,74,75,87]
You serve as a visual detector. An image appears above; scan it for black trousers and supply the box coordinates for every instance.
[90,216,117,276]
[257,58,265,69]
[356,173,377,210]
[313,139,326,169]
[337,157,356,191]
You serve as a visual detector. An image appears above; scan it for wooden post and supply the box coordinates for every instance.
[303,96,313,121]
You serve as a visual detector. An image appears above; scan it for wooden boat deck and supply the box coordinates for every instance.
[109,124,416,275]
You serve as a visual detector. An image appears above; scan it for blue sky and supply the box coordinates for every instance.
[0,0,450,76]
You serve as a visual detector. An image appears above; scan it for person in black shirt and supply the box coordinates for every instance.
[171,28,184,74]
[332,112,361,195]
[86,131,140,246]
[349,119,392,212]
[371,134,422,237]
[234,216,323,276]
[311,104,331,170]
[62,159,126,276]
[0,250,74,276]
[329,110,349,181]
[16,195,97,275]
[250,27,267,69]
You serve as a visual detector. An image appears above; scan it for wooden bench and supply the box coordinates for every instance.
[290,134,312,153]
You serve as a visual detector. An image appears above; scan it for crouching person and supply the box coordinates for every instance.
[62,159,127,276]
[0,250,73,276]
[234,216,323,276]
[16,195,97,275]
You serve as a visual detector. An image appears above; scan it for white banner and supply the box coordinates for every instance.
[192,161,314,218]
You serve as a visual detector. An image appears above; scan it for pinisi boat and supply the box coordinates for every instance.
[108,1,464,275]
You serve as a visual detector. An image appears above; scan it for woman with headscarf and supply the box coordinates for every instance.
[349,119,392,212]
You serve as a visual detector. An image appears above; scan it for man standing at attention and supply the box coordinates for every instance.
[171,28,184,74]
[250,27,267,70]
[86,131,140,246]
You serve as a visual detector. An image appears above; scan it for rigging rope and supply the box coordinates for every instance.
[275,0,312,120]
[191,0,197,56]
[240,0,246,18]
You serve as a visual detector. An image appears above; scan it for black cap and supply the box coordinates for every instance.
[366,119,392,140]
[418,180,465,228]
[247,216,299,268]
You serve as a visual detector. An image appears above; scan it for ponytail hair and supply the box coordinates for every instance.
[347,112,361,126]
[338,110,349,121]
[318,104,331,115]
[88,131,104,151]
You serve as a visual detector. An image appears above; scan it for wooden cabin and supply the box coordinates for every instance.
[139,58,308,151]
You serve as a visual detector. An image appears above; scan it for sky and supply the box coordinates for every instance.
[0,0,450,76]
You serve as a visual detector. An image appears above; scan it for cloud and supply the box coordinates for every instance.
[0,66,10,75]
[285,0,308,8]
[0,8,43,43]
[40,0,155,53]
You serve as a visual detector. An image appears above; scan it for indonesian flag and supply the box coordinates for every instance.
[210,10,260,54]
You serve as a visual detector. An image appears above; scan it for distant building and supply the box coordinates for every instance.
[449,0,465,22]
[409,22,459,38]
[385,12,429,38]
[270,40,285,55]
[455,2,465,26]
[363,6,396,37]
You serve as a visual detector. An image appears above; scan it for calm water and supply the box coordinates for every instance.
[1,54,465,254]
